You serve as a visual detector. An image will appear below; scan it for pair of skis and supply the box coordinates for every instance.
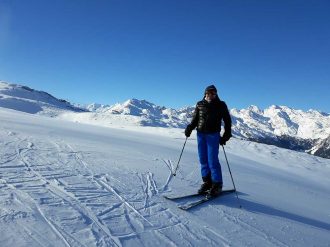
[164,189,236,210]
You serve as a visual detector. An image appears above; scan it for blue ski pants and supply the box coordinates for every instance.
[197,131,223,184]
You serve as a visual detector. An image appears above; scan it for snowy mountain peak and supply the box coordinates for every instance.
[0,81,85,115]
[84,103,111,112]
[125,98,151,106]
[108,98,167,116]
[247,105,262,112]
[306,108,330,117]
[268,104,284,110]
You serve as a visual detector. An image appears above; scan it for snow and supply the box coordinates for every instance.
[2,80,330,143]
[231,105,330,141]
[0,81,85,116]
[1,107,329,247]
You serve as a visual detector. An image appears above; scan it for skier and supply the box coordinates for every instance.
[185,85,232,197]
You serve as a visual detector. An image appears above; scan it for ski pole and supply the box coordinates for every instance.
[222,145,242,208]
[173,137,188,176]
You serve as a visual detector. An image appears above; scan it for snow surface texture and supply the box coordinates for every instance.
[1,106,330,247]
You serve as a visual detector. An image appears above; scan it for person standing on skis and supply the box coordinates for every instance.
[185,85,232,196]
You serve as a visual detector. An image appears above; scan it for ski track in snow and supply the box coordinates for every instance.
[212,207,288,247]
[0,132,234,246]
[1,120,329,247]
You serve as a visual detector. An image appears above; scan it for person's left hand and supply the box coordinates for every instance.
[220,132,231,145]
[185,125,192,137]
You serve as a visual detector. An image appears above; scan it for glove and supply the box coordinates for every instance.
[220,132,231,145]
[185,125,193,137]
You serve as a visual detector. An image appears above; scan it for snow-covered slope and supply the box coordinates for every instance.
[0,81,85,116]
[0,107,329,246]
[1,81,329,158]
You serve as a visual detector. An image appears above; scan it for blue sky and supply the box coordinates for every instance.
[0,0,329,112]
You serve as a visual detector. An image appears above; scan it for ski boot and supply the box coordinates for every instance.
[207,182,223,197]
[198,174,212,194]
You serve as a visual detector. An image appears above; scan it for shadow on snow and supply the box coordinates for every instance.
[193,192,330,231]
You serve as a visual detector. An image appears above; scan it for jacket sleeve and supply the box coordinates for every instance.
[222,102,232,136]
[188,105,199,130]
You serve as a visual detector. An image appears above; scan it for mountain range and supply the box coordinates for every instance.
[1,81,329,159]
